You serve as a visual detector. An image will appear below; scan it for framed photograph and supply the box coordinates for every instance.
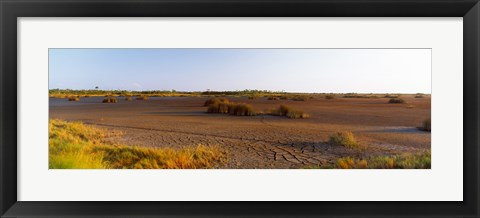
[1,0,478,217]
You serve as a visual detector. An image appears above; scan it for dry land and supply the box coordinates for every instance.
[49,94,431,169]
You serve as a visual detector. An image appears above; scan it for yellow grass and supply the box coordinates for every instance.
[68,96,80,101]
[335,151,431,169]
[272,105,309,119]
[419,118,431,131]
[136,96,149,100]
[49,119,225,169]
[103,97,117,103]
[305,151,431,169]
[328,131,359,149]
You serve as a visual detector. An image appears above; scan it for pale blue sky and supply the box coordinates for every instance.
[49,48,431,93]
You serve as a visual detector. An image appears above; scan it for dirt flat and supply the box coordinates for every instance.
[49,95,431,169]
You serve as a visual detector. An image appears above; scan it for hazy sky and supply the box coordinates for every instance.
[49,48,431,93]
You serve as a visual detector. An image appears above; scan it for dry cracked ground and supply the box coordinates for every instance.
[49,95,431,169]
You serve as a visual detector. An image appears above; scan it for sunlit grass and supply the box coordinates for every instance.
[49,119,225,169]
[305,151,431,169]
[328,131,360,149]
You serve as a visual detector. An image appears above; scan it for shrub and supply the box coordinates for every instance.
[272,105,309,119]
[207,102,256,116]
[415,93,425,98]
[136,96,149,100]
[384,94,399,98]
[292,96,307,101]
[267,96,279,100]
[388,98,405,104]
[125,96,132,101]
[419,118,431,131]
[277,105,291,116]
[204,97,228,106]
[280,96,289,100]
[325,95,335,99]
[286,110,310,119]
[328,131,359,149]
[231,103,256,116]
[68,96,80,101]
[103,97,117,103]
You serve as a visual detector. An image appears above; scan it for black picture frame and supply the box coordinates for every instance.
[1,0,479,217]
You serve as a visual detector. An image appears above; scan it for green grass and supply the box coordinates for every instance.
[49,119,225,169]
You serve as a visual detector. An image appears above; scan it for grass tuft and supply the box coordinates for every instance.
[325,95,335,100]
[418,118,431,132]
[68,96,80,101]
[207,102,256,116]
[271,105,309,119]
[328,131,359,149]
[125,96,133,101]
[267,96,279,100]
[388,98,406,104]
[102,97,117,103]
[291,96,307,101]
[136,96,149,100]
[204,97,229,106]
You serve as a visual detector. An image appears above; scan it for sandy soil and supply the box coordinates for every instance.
[49,95,431,169]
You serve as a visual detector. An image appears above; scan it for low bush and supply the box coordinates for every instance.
[68,96,80,101]
[286,110,310,119]
[103,97,117,103]
[267,96,279,100]
[204,97,229,106]
[231,103,256,116]
[136,96,149,100]
[328,131,359,149]
[272,105,309,119]
[419,118,431,131]
[291,96,307,101]
[125,96,132,101]
[388,98,405,104]
[207,102,256,116]
[325,95,335,99]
